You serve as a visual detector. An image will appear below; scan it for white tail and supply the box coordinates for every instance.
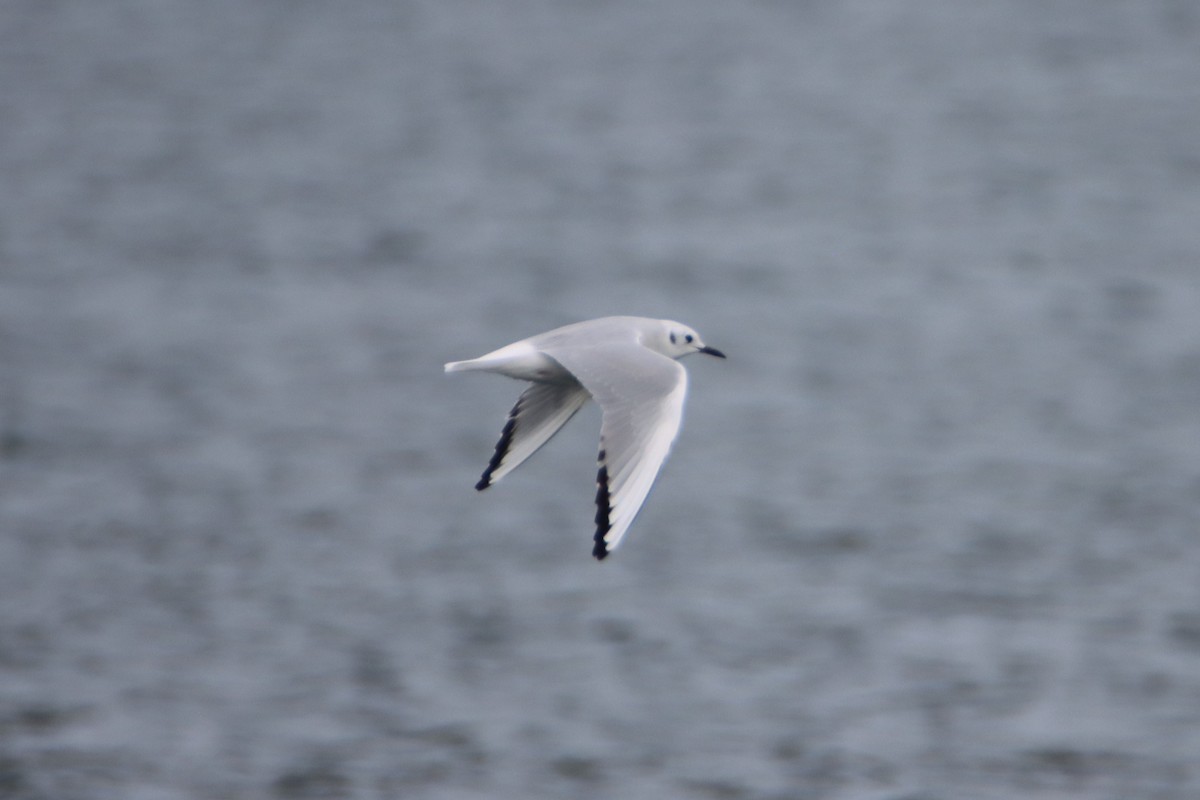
[443,342,555,380]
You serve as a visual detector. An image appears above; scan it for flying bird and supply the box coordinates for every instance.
[445,316,725,559]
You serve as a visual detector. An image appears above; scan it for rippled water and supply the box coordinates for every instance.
[2,2,1199,798]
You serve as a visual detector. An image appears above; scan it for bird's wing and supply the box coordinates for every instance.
[475,378,590,490]
[543,344,688,559]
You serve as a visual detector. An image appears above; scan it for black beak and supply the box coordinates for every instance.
[698,345,726,359]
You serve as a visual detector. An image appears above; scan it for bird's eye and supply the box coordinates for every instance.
[684,334,694,343]
[669,332,677,344]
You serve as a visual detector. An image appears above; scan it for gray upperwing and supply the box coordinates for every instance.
[543,344,688,558]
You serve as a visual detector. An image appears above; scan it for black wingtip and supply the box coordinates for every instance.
[476,409,519,491]
[593,461,611,560]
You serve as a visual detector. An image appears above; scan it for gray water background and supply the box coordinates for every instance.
[2,1,1200,798]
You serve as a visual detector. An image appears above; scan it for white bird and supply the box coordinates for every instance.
[445,316,725,560]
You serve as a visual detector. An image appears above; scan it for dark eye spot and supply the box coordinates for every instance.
[669,332,676,344]
[685,334,694,343]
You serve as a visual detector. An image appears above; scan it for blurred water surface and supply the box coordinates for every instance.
[2,1,1200,798]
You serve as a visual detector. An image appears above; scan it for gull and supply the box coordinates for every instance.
[445,316,725,559]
